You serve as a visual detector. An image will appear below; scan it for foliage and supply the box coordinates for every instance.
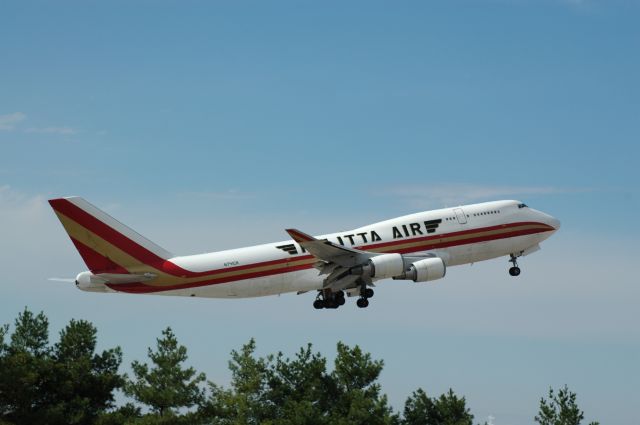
[0,308,123,425]
[199,339,396,425]
[95,403,142,425]
[0,308,602,425]
[125,327,206,417]
[534,385,599,425]
[0,309,51,424]
[402,388,473,425]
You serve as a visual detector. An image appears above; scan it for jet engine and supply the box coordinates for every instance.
[394,257,446,282]
[352,253,405,279]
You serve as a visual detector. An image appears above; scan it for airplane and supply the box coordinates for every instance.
[48,197,560,309]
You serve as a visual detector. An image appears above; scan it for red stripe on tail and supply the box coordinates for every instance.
[49,198,166,268]
[70,238,129,274]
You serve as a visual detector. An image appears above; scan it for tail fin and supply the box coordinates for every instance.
[49,197,173,274]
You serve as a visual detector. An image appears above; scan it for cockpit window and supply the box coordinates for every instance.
[517,203,528,209]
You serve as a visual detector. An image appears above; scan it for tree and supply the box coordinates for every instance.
[403,389,434,425]
[328,342,396,425]
[266,343,333,425]
[430,389,473,425]
[46,319,123,424]
[0,308,51,424]
[199,339,397,425]
[125,327,206,417]
[0,309,123,425]
[95,403,142,425]
[535,385,599,425]
[198,338,273,424]
[402,388,473,425]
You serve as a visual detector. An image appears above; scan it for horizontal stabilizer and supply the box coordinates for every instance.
[93,273,157,285]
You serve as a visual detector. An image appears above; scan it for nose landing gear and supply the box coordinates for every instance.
[508,253,521,276]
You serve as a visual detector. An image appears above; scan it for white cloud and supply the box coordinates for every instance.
[25,126,78,135]
[381,183,580,208]
[0,112,26,130]
[0,112,79,135]
[0,184,47,215]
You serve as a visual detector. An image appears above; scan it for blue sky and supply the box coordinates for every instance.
[1,1,639,423]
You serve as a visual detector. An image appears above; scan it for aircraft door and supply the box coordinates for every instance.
[454,208,467,224]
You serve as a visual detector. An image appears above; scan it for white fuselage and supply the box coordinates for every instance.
[103,200,558,298]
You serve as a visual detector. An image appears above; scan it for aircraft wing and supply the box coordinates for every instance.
[286,228,376,291]
[285,228,375,267]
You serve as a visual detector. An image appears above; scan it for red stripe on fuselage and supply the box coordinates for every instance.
[162,222,553,279]
[53,197,554,285]
[108,222,554,293]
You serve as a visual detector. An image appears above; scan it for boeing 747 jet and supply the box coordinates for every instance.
[49,197,559,309]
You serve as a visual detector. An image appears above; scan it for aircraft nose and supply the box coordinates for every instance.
[534,209,560,231]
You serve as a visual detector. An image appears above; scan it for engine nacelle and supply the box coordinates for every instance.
[75,271,109,292]
[396,257,446,282]
[366,253,405,279]
[352,253,405,280]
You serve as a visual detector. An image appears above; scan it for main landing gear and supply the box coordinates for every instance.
[313,290,346,309]
[356,281,374,309]
[508,253,521,276]
[312,282,374,310]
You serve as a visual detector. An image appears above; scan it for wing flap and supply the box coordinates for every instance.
[285,228,373,267]
[285,228,377,291]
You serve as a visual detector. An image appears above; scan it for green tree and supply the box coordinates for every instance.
[199,338,273,424]
[199,340,397,425]
[95,403,142,425]
[403,388,434,425]
[125,327,206,418]
[266,344,333,425]
[0,309,123,425]
[46,319,123,424]
[328,342,396,425]
[430,389,473,425]
[402,388,473,425]
[0,309,51,424]
[535,385,599,425]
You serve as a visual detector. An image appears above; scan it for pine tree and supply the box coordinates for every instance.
[0,309,51,424]
[402,388,473,425]
[47,319,123,424]
[198,339,398,425]
[0,309,123,425]
[327,342,396,425]
[199,338,273,424]
[125,327,206,417]
[403,388,434,425]
[535,385,599,425]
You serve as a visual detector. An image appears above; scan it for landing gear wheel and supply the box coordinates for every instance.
[364,288,374,298]
[313,299,324,309]
[325,300,339,309]
[356,298,369,308]
[508,253,522,277]
[336,295,346,306]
